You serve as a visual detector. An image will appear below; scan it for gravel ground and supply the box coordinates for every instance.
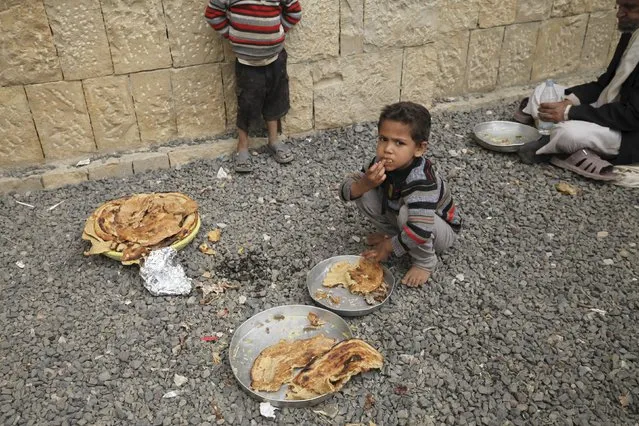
[1,101,638,426]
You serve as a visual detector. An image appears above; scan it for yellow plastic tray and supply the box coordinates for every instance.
[102,216,201,263]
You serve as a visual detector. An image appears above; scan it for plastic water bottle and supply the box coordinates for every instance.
[538,79,560,135]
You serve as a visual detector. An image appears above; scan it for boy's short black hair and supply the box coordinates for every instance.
[377,101,431,143]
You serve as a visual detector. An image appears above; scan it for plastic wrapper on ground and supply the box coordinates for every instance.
[140,248,192,296]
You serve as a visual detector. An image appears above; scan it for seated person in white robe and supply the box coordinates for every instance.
[515,0,639,180]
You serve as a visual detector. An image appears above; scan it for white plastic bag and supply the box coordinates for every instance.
[140,247,192,296]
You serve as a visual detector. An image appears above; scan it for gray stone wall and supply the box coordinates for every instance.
[0,0,620,168]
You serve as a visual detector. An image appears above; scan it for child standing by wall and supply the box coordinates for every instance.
[205,0,301,173]
[340,102,462,287]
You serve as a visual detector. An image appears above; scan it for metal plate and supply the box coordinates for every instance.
[229,305,352,408]
[473,121,540,153]
[307,255,395,317]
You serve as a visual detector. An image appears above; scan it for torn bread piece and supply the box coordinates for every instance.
[250,335,336,392]
[286,339,383,400]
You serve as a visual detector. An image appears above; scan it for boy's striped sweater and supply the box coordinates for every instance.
[341,156,462,270]
[205,0,301,62]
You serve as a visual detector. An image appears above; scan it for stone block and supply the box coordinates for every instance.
[168,141,236,168]
[438,0,480,33]
[362,0,476,50]
[44,0,113,80]
[0,175,43,194]
[129,152,170,174]
[531,15,589,81]
[101,0,172,74]
[164,0,224,67]
[223,42,236,63]
[0,1,62,86]
[130,70,177,145]
[340,0,364,55]
[479,0,517,28]
[591,0,615,11]
[286,0,339,62]
[41,168,88,189]
[499,22,540,87]
[467,27,505,92]
[87,159,133,181]
[312,51,402,130]
[172,64,226,139]
[26,81,96,160]
[364,0,437,48]
[516,0,552,22]
[402,31,470,106]
[283,63,313,134]
[0,86,43,166]
[551,0,592,17]
[221,63,237,131]
[83,75,141,152]
[581,10,617,72]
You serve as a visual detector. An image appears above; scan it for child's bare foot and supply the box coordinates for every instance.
[401,266,431,287]
[366,233,390,245]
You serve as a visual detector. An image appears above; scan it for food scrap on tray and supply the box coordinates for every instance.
[314,290,329,300]
[307,312,325,327]
[480,132,524,145]
[322,258,389,305]
[82,192,199,264]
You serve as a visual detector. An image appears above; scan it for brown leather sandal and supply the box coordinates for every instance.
[550,149,618,181]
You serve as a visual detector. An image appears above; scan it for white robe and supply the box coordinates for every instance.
[522,29,639,159]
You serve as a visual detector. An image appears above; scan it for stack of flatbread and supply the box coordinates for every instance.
[250,335,383,399]
[323,258,389,304]
[82,192,199,264]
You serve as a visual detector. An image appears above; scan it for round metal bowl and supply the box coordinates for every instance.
[228,305,352,408]
[307,255,395,317]
[473,121,540,153]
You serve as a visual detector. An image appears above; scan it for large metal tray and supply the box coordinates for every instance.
[228,305,352,408]
[473,121,540,153]
[307,255,395,317]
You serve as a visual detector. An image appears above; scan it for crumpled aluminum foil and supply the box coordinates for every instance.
[140,247,192,296]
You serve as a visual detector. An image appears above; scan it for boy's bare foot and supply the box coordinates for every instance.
[401,266,431,287]
[366,233,390,245]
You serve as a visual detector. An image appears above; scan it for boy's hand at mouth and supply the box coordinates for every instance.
[361,237,393,262]
[351,161,386,198]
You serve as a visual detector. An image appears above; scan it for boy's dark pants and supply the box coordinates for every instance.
[235,49,290,132]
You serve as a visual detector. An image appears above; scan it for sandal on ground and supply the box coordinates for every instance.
[550,149,618,181]
[234,150,252,173]
[513,97,534,126]
[267,142,294,164]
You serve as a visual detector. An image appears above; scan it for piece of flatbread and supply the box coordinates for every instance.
[348,259,384,294]
[250,335,336,392]
[82,192,199,263]
[322,262,355,288]
[322,259,384,295]
[286,339,383,400]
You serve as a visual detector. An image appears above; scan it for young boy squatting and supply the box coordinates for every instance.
[340,102,462,287]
